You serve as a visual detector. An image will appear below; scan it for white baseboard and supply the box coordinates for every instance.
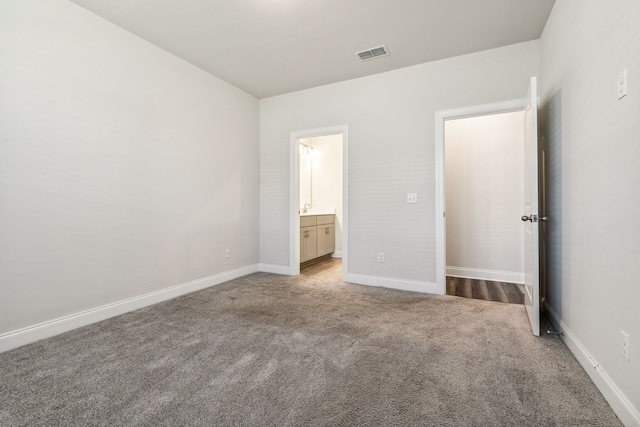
[258,263,293,275]
[331,251,343,259]
[0,264,259,354]
[545,303,640,427]
[346,273,438,295]
[446,266,524,284]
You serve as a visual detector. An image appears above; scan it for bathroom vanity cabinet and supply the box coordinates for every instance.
[300,214,335,265]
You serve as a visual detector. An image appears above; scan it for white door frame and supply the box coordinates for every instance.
[290,125,348,280]
[435,99,525,295]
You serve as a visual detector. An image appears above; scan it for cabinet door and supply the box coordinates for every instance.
[317,225,327,256]
[300,226,317,262]
[325,224,335,254]
[317,224,335,256]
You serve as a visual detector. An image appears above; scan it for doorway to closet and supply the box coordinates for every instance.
[445,110,525,288]
[436,79,544,336]
[435,100,526,304]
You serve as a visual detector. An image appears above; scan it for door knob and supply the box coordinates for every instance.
[521,215,532,222]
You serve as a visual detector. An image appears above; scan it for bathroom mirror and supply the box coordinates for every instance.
[299,143,312,210]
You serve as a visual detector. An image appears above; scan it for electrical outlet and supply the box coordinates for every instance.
[618,69,627,100]
[377,252,384,263]
[621,330,630,361]
[407,193,418,204]
[225,249,231,259]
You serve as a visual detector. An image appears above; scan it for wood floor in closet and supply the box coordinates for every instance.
[446,276,524,305]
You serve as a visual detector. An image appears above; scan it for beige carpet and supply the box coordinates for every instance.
[0,272,622,426]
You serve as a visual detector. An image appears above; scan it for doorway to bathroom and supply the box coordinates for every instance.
[290,125,348,281]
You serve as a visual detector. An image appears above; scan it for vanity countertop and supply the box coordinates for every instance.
[300,210,335,217]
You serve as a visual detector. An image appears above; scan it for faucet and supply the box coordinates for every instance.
[302,203,311,214]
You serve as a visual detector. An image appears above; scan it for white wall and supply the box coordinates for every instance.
[309,135,343,256]
[260,41,540,291]
[0,0,259,345]
[299,142,313,210]
[540,1,640,424]
[445,112,525,283]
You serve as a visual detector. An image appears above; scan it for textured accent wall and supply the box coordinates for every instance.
[541,0,640,421]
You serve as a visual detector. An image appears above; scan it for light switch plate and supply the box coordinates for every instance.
[407,193,418,204]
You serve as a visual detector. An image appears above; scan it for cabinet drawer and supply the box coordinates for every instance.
[316,214,335,225]
[300,216,317,227]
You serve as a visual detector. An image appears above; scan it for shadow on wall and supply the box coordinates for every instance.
[542,89,563,318]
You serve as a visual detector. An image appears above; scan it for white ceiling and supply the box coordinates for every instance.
[70,0,555,99]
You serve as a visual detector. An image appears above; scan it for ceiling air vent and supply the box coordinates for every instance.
[355,45,389,62]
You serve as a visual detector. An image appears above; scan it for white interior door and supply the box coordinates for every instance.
[522,76,540,336]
